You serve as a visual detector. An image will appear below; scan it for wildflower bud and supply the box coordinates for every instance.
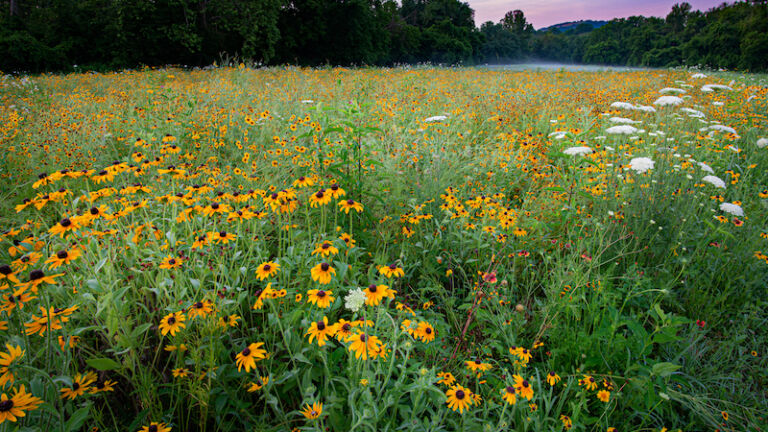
[515,304,525,313]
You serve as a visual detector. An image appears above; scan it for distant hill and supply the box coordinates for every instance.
[538,20,607,33]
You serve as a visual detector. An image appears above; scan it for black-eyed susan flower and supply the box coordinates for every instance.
[312,241,339,257]
[546,372,561,386]
[235,342,267,372]
[306,317,335,347]
[48,218,79,237]
[309,190,331,208]
[502,386,517,405]
[348,332,382,360]
[310,262,335,284]
[307,289,334,308]
[247,376,269,392]
[514,374,534,400]
[437,372,456,386]
[187,300,214,319]
[339,232,355,248]
[0,385,43,424]
[379,263,404,278]
[45,247,82,270]
[0,265,19,284]
[255,261,280,280]
[139,422,172,432]
[159,311,186,337]
[414,321,435,343]
[159,256,183,270]
[363,284,393,306]
[300,402,323,420]
[334,319,355,341]
[465,360,492,372]
[60,372,97,400]
[445,384,472,413]
[338,199,363,213]
[581,375,598,391]
[327,183,345,199]
[0,345,23,387]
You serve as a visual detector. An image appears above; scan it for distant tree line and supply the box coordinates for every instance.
[0,0,766,72]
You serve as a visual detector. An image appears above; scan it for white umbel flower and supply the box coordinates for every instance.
[690,73,707,79]
[629,157,654,174]
[653,96,684,106]
[702,175,726,189]
[701,84,733,92]
[633,105,657,113]
[563,146,593,156]
[757,138,768,148]
[606,125,638,134]
[697,162,714,174]
[344,288,367,313]
[680,107,705,118]
[719,202,744,217]
[609,117,641,124]
[610,102,635,110]
[423,115,447,122]
[660,87,686,94]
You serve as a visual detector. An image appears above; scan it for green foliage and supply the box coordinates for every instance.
[0,1,766,71]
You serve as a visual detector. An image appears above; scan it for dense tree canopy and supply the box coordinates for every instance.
[0,0,766,72]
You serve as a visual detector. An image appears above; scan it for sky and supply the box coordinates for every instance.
[467,0,730,29]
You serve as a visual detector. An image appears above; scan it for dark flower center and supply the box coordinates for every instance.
[322,243,330,249]
[219,231,226,237]
[60,218,72,227]
[522,380,529,388]
[347,199,354,205]
[331,184,339,191]
[317,321,326,330]
[0,400,13,411]
[57,250,68,259]
[98,170,108,176]
[168,259,176,265]
[148,426,158,432]
[194,302,203,309]
[315,191,324,199]
[342,323,351,331]
[321,263,329,271]
[211,203,220,210]
[72,382,80,390]
[506,386,515,394]
[425,327,432,334]
[359,334,367,342]
[30,269,44,280]
[389,263,397,270]
[90,207,99,215]
[368,284,377,293]
[262,264,270,271]
[316,290,326,298]
[455,390,465,399]
[167,317,176,324]
[241,348,251,356]
[0,265,10,275]
[299,176,305,181]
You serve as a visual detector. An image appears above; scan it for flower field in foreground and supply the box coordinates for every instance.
[0,67,766,431]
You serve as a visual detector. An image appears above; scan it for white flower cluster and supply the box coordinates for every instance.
[344,288,367,313]
[629,157,654,174]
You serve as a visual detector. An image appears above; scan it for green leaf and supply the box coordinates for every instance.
[651,362,681,377]
[86,357,122,371]
[65,404,92,431]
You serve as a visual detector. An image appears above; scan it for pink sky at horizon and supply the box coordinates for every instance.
[467,0,731,28]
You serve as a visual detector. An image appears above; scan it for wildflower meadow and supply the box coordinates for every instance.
[0,66,766,431]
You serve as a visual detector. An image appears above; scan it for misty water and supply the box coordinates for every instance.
[481,63,648,72]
